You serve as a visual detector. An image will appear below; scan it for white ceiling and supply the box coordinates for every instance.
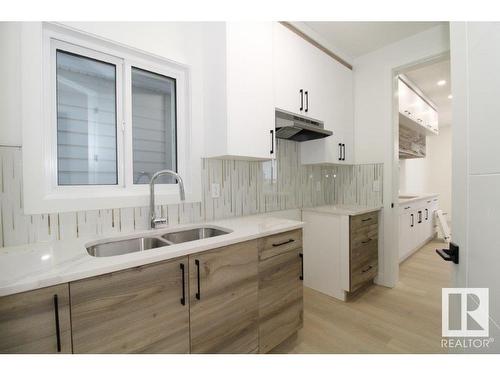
[405,59,452,127]
[303,22,445,59]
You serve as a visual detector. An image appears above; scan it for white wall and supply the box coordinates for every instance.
[0,22,22,146]
[353,24,450,287]
[399,125,452,218]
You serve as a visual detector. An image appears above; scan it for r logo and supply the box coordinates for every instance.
[442,288,489,337]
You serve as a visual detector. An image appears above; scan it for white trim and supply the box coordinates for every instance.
[22,22,197,214]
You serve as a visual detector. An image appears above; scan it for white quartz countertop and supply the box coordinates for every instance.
[0,214,303,297]
[302,205,382,216]
[398,193,439,205]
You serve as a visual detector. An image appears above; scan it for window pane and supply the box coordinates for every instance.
[56,50,118,185]
[132,67,177,184]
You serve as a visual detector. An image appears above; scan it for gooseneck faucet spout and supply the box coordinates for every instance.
[149,170,185,229]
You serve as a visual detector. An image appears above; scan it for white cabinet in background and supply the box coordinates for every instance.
[273,23,354,165]
[398,77,439,136]
[399,196,439,262]
[203,22,275,160]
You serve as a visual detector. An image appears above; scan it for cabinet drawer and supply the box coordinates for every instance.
[350,223,378,249]
[350,240,378,293]
[350,211,378,230]
[350,258,378,292]
[351,242,378,267]
[260,229,302,260]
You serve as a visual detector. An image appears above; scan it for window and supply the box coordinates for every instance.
[131,67,177,184]
[53,42,179,188]
[56,50,118,185]
[21,23,195,214]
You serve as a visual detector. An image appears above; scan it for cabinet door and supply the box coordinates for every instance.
[273,22,308,115]
[70,257,189,353]
[226,22,275,159]
[0,284,71,353]
[399,213,410,261]
[189,240,259,353]
[402,210,418,259]
[301,50,353,165]
[258,231,303,353]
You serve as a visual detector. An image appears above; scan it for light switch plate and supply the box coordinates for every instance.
[372,180,380,192]
[211,183,220,198]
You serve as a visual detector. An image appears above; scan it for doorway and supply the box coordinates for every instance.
[393,55,453,279]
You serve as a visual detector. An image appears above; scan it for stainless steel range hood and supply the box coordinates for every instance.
[275,110,332,142]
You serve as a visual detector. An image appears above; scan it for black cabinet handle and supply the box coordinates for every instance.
[361,265,373,273]
[305,91,309,112]
[299,253,303,280]
[338,143,342,161]
[342,144,346,161]
[361,238,372,244]
[195,259,201,300]
[272,238,295,247]
[270,129,274,155]
[361,217,372,222]
[418,210,422,224]
[180,263,186,306]
[411,214,414,227]
[425,208,429,220]
[53,294,61,353]
[299,89,304,111]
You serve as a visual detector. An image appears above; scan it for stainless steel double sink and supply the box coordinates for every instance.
[86,227,231,257]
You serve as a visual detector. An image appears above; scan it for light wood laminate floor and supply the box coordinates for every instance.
[271,240,451,353]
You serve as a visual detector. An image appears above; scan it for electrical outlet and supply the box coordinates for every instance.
[372,180,380,192]
[211,183,220,199]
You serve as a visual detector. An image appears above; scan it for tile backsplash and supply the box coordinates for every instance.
[0,140,382,247]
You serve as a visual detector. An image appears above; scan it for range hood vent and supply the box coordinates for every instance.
[275,110,332,142]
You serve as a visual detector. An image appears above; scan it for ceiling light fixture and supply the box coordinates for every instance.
[448,94,453,99]
[437,80,447,86]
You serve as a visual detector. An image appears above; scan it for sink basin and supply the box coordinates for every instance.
[87,237,169,257]
[399,195,418,199]
[161,227,231,244]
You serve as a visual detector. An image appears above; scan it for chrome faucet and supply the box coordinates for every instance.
[149,169,186,229]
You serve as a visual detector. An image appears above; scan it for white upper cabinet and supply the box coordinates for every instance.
[398,78,439,136]
[273,23,354,165]
[203,22,275,160]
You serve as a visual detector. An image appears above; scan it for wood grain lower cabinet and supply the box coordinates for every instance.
[70,257,189,353]
[188,240,259,353]
[349,211,379,292]
[0,284,71,353]
[258,230,303,353]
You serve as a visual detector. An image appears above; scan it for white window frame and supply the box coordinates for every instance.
[21,22,194,214]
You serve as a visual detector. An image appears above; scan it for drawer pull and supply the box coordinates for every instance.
[361,265,373,273]
[180,263,186,306]
[272,239,295,247]
[53,294,61,352]
[361,217,372,222]
[195,259,201,300]
[299,253,303,281]
[361,238,372,244]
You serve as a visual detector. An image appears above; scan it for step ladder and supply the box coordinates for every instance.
[435,209,451,243]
